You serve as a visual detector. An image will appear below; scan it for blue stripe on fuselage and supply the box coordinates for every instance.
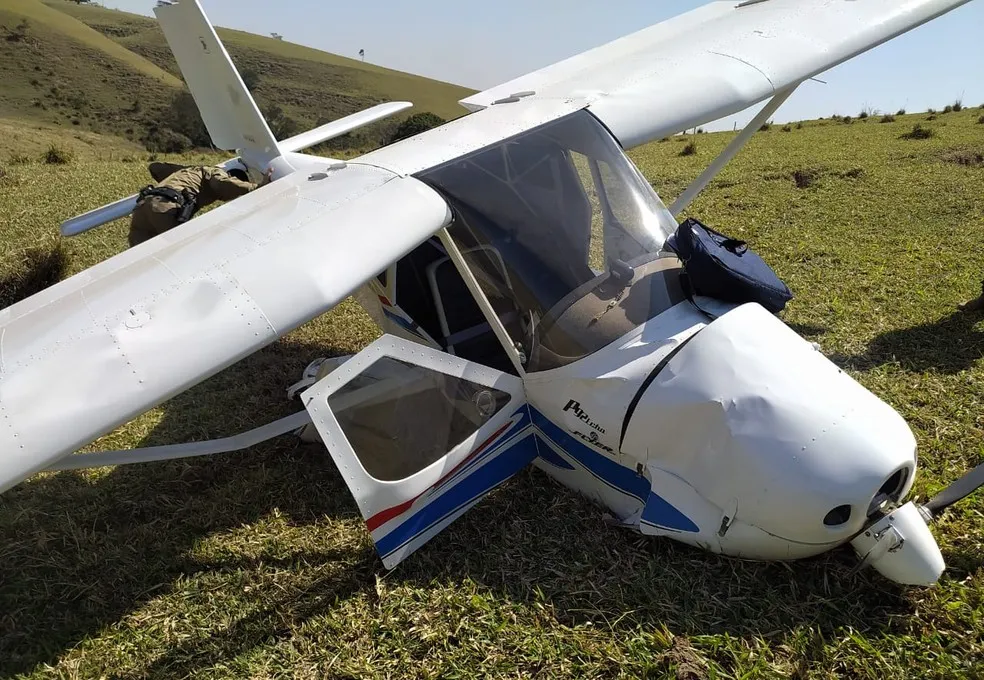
[372,404,700,561]
[375,430,538,560]
[535,443,576,470]
[529,407,698,533]
[381,308,422,336]
[641,492,699,533]
[529,407,649,503]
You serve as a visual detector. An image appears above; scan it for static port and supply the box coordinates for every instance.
[824,504,852,527]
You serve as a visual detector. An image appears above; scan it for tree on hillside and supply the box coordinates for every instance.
[263,104,299,140]
[4,20,29,42]
[241,68,261,92]
[166,90,211,148]
[390,112,445,143]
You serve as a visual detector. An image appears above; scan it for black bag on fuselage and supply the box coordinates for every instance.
[666,217,792,314]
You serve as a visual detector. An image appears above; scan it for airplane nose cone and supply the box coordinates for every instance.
[621,303,917,545]
[850,502,945,586]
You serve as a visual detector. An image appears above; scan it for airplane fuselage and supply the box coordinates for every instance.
[353,272,920,559]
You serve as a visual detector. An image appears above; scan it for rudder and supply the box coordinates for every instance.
[154,0,280,168]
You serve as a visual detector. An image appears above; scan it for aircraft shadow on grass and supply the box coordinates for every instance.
[831,310,984,375]
[0,334,931,679]
[787,309,984,375]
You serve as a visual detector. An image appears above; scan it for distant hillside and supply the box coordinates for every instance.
[0,0,185,147]
[0,0,475,153]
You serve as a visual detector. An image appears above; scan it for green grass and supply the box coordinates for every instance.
[0,0,185,146]
[0,115,146,161]
[1,109,983,678]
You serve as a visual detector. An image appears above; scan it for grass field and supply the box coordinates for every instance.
[1,106,983,678]
[0,0,183,144]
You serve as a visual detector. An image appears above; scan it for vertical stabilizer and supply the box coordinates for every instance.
[153,0,282,170]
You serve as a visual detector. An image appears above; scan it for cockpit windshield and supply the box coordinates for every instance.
[417,110,686,372]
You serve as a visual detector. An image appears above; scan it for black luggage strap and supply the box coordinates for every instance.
[176,189,199,224]
[679,270,718,321]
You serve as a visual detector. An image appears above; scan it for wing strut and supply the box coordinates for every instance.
[43,411,312,472]
[669,84,798,217]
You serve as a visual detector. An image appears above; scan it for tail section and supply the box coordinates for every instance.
[154,0,282,171]
[60,0,415,237]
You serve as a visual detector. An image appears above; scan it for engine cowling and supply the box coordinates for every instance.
[622,303,917,553]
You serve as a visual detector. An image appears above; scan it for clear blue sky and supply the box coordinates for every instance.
[105,0,983,130]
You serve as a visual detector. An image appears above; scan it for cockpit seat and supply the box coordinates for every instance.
[426,245,522,373]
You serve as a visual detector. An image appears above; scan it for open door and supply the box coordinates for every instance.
[300,334,535,568]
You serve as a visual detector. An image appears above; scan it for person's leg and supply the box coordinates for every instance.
[128,199,177,247]
[127,202,153,247]
[958,280,984,312]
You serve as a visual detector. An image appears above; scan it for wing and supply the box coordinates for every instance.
[0,164,450,493]
[458,0,974,148]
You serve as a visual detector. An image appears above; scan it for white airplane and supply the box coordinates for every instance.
[3,0,981,587]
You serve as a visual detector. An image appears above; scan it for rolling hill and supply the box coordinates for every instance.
[0,0,475,152]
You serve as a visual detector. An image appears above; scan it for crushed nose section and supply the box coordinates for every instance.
[622,303,918,548]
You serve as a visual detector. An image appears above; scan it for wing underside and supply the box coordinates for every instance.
[459,0,974,149]
[0,165,451,493]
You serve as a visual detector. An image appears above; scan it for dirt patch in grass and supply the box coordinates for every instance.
[785,166,864,189]
[941,148,984,167]
[792,167,820,188]
[679,140,698,157]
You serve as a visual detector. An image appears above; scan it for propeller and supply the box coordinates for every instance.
[850,460,983,586]
[919,460,984,520]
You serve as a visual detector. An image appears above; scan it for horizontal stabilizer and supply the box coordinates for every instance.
[61,194,139,237]
[280,102,413,153]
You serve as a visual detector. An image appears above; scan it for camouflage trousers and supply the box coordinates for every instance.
[128,196,181,247]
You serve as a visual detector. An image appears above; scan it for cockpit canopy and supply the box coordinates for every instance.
[418,110,686,372]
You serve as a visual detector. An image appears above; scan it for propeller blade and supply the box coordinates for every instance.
[923,460,984,516]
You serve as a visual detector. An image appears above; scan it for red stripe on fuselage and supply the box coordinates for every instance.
[365,420,514,532]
